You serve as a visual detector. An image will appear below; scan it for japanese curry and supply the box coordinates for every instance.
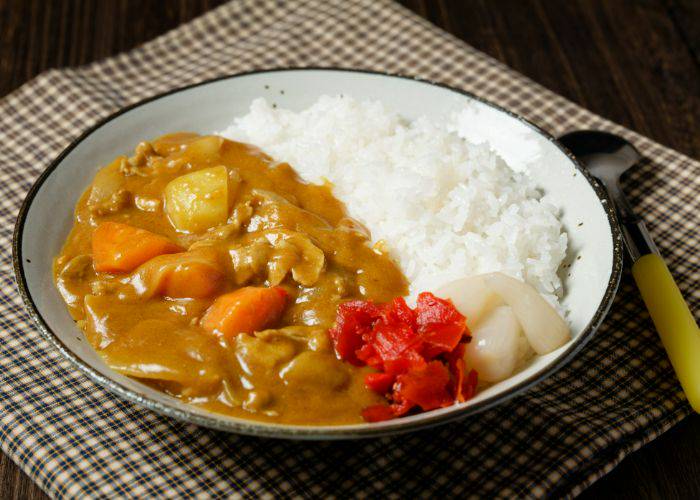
[54,134,407,425]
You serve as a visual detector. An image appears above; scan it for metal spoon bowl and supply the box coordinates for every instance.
[559,131,657,259]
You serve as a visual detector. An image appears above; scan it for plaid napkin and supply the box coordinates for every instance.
[2,0,698,497]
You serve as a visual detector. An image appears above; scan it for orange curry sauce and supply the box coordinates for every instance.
[54,133,407,425]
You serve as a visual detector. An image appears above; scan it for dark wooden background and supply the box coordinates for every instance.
[1,0,699,498]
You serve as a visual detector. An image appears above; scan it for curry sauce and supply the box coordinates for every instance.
[54,133,407,425]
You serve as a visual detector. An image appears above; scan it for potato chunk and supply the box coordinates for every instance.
[164,165,230,233]
[183,135,224,163]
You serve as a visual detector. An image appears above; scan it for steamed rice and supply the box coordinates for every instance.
[220,96,567,305]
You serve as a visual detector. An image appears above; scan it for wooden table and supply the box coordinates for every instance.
[1,1,698,498]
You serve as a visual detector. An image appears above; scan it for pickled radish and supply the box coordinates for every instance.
[464,305,521,382]
[482,273,570,354]
[435,275,502,328]
[329,293,474,421]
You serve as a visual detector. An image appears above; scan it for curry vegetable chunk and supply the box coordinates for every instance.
[53,133,407,425]
[165,165,232,233]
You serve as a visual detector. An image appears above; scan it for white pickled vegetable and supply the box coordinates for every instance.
[435,275,502,328]
[464,305,521,382]
[481,272,570,355]
[165,165,230,233]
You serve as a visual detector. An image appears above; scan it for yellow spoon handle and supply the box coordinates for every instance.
[631,253,700,412]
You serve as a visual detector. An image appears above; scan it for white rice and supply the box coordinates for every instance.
[219,96,567,305]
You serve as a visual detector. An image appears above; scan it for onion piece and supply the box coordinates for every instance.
[481,272,570,355]
[464,305,521,382]
[435,275,502,328]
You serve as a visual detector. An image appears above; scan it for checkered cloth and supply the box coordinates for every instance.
[1,0,698,497]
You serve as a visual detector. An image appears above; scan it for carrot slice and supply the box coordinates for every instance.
[160,260,225,299]
[200,287,288,339]
[92,222,182,273]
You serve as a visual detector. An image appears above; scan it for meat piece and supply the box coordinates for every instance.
[267,231,325,286]
[279,352,350,391]
[256,326,331,353]
[58,254,93,281]
[86,157,131,215]
[228,238,272,285]
[228,230,325,287]
[55,254,95,312]
[119,141,158,176]
[90,189,131,215]
[235,332,299,376]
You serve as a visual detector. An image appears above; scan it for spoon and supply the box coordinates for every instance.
[559,130,699,412]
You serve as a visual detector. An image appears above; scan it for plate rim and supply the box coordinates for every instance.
[12,67,624,439]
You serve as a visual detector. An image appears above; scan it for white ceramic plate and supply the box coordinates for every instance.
[13,69,623,439]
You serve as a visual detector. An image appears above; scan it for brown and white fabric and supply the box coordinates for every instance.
[1,0,697,497]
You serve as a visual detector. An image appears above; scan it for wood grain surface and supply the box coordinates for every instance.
[1,1,698,498]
